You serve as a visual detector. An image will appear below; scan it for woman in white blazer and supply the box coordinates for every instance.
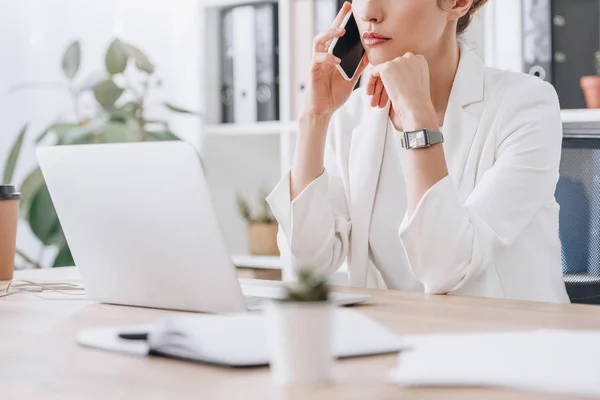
[267,0,570,303]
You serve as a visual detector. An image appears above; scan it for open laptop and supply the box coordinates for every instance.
[36,141,371,313]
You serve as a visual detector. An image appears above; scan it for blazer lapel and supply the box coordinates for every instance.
[347,101,390,287]
[442,43,485,194]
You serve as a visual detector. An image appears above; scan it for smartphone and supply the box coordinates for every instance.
[328,10,366,81]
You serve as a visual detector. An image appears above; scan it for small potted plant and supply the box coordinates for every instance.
[581,51,600,108]
[265,270,333,386]
[237,189,279,256]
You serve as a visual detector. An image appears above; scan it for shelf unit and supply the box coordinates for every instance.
[198,0,295,177]
[197,0,297,257]
[232,254,350,284]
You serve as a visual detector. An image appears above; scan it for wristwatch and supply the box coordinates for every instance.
[400,129,444,149]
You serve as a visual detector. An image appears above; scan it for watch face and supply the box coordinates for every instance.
[409,131,427,148]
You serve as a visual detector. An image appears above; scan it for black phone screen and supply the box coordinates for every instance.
[332,12,365,79]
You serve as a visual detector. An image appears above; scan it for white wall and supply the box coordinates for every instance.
[0,0,202,266]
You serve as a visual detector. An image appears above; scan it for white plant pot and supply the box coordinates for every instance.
[265,301,333,386]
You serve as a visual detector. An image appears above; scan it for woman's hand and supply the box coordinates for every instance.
[367,53,438,132]
[306,1,369,118]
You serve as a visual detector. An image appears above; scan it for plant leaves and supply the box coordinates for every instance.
[105,39,129,75]
[93,79,124,107]
[65,132,97,145]
[18,168,45,220]
[3,124,27,185]
[123,43,155,74]
[98,122,137,143]
[143,130,180,141]
[106,102,139,123]
[78,72,105,92]
[62,41,81,80]
[164,103,201,116]
[28,184,61,245]
[53,242,75,267]
[58,120,104,145]
[36,122,79,143]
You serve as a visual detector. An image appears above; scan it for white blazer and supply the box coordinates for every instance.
[267,42,570,303]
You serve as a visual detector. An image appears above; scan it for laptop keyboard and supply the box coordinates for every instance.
[244,295,268,308]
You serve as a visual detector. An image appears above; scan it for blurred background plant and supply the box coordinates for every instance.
[236,187,276,224]
[3,39,200,269]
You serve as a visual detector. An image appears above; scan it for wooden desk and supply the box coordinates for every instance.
[2,268,600,400]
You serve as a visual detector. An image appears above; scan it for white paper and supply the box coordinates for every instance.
[389,330,600,398]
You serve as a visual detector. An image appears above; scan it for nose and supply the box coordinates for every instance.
[359,0,383,24]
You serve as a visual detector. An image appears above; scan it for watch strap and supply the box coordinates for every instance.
[400,129,444,149]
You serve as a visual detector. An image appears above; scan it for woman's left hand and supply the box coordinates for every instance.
[367,52,438,131]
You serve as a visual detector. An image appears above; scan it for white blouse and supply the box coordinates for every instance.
[367,120,423,291]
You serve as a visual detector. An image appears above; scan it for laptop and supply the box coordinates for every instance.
[36,141,371,313]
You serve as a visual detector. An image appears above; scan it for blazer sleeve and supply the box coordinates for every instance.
[266,118,351,280]
[398,79,562,294]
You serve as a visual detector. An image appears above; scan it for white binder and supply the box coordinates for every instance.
[232,5,257,123]
[291,0,314,120]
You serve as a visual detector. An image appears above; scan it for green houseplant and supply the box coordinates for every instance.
[4,39,199,269]
[236,188,279,256]
[266,270,333,386]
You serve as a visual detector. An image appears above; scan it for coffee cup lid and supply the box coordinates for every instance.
[0,185,21,200]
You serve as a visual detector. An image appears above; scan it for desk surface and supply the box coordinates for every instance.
[3,268,600,400]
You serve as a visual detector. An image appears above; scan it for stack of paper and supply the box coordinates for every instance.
[388,330,600,398]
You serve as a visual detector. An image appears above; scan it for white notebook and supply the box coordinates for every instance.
[77,308,404,367]
[389,330,600,398]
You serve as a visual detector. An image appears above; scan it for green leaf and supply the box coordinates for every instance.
[164,103,200,116]
[105,39,129,75]
[106,102,139,123]
[143,130,180,141]
[98,122,137,143]
[123,102,140,115]
[62,41,81,80]
[78,72,105,92]
[93,79,124,107]
[3,124,27,185]
[28,184,61,245]
[57,121,102,145]
[19,168,45,220]
[53,242,74,268]
[36,122,79,143]
[123,43,155,74]
[65,132,97,145]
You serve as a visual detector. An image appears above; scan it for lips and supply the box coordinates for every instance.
[363,32,391,47]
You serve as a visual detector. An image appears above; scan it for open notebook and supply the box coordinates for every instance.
[77,308,405,367]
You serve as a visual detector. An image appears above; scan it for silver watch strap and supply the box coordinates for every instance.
[400,129,444,149]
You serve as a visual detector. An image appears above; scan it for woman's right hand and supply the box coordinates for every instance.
[306,1,369,118]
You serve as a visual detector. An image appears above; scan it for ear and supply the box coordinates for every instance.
[445,0,474,23]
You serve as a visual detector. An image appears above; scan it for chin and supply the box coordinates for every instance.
[366,44,421,65]
[365,50,396,66]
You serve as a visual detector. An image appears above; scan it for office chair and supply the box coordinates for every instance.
[557,124,600,304]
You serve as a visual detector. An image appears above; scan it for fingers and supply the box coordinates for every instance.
[312,52,341,70]
[370,78,384,107]
[331,2,352,29]
[366,70,377,97]
[313,27,345,53]
[351,55,370,85]
[378,88,389,108]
